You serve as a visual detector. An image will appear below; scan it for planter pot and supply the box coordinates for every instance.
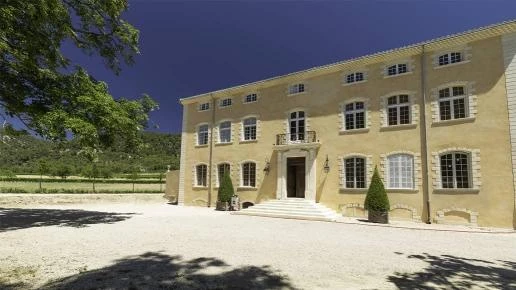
[368,210,389,224]
[216,201,229,211]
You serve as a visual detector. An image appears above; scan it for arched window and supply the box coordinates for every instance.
[243,118,257,141]
[219,121,231,143]
[344,157,366,188]
[195,164,207,187]
[438,52,463,66]
[440,152,471,188]
[242,162,256,187]
[387,95,410,126]
[387,154,414,189]
[439,86,467,120]
[197,124,209,145]
[344,102,365,130]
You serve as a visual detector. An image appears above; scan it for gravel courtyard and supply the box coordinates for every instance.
[1,203,515,289]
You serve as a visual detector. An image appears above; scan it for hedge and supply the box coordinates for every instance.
[0,177,165,184]
[0,187,164,194]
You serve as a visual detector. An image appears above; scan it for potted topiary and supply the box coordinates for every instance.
[216,172,234,211]
[364,166,390,224]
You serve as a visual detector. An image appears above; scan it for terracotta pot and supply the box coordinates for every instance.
[216,201,229,211]
[368,210,389,224]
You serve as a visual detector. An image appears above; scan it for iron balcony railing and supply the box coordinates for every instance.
[275,131,317,145]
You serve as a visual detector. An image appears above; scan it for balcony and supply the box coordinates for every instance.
[274,131,319,149]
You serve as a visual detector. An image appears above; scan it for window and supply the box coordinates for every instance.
[242,162,256,187]
[289,111,305,141]
[438,52,463,66]
[217,163,230,186]
[440,152,470,189]
[197,124,209,145]
[387,95,411,126]
[219,98,232,107]
[196,164,207,187]
[244,93,257,103]
[344,157,366,188]
[243,117,257,141]
[345,72,364,84]
[387,63,408,76]
[199,102,210,111]
[288,83,305,95]
[387,154,414,189]
[344,102,365,130]
[219,121,231,143]
[439,86,467,121]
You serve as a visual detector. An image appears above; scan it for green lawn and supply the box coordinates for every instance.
[0,181,163,193]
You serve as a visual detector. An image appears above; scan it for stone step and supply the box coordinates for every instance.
[233,211,337,222]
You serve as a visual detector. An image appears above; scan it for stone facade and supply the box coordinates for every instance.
[178,21,516,229]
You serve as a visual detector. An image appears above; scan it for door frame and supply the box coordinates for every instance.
[276,148,317,201]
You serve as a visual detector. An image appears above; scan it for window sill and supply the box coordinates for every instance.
[383,71,413,79]
[215,142,233,146]
[195,144,209,148]
[433,60,470,70]
[386,188,419,193]
[239,139,258,144]
[433,188,480,194]
[339,128,369,135]
[237,187,258,191]
[339,188,367,193]
[342,80,367,87]
[287,91,307,97]
[380,123,417,131]
[243,100,258,105]
[219,105,232,109]
[432,117,475,127]
[197,110,211,113]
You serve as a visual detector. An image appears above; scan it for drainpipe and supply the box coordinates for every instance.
[208,94,216,207]
[419,44,432,224]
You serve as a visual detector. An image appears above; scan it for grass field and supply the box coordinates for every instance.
[0,181,163,193]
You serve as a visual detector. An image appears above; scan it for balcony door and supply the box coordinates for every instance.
[289,111,305,142]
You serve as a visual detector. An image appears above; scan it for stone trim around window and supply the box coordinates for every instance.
[192,162,209,188]
[430,81,477,124]
[239,114,261,142]
[379,151,422,191]
[242,92,260,104]
[341,69,368,86]
[213,119,235,145]
[212,161,234,188]
[338,97,372,133]
[379,91,419,128]
[431,148,481,190]
[237,159,260,189]
[283,107,310,136]
[381,59,415,78]
[194,122,210,148]
[337,153,373,190]
[431,46,472,69]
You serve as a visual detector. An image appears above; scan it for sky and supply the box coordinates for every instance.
[62,0,516,134]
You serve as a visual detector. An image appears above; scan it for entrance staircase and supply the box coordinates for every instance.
[232,199,339,222]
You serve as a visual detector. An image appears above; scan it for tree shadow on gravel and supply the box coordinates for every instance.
[40,252,297,290]
[0,208,135,232]
[388,253,516,289]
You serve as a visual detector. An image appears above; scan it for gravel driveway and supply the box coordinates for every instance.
[0,203,515,289]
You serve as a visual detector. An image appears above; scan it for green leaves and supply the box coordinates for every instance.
[364,166,390,212]
[217,172,235,203]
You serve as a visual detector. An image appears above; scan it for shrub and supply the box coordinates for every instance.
[217,172,234,203]
[364,166,390,212]
[0,169,16,178]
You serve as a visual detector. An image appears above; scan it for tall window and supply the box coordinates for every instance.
[387,63,408,76]
[243,117,257,141]
[345,157,366,188]
[220,98,232,107]
[439,86,467,121]
[345,72,364,84]
[219,121,231,143]
[440,152,471,189]
[387,154,414,189]
[199,102,210,111]
[387,95,410,126]
[289,111,305,141]
[344,102,365,130]
[242,162,256,187]
[218,163,230,186]
[197,124,209,145]
[289,83,305,95]
[244,93,257,103]
[196,164,207,187]
[438,52,462,66]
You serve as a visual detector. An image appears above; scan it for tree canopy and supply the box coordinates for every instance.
[0,0,157,149]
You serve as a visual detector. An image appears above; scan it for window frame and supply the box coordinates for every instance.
[386,63,409,76]
[438,52,463,66]
[438,86,468,121]
[241,162,256,188]
[386,95,411,126]
[288,83,306,95]
[219,98,232,108]
[387,154,414,189]
[343,102,366,131]
[198,102,210,111]
[197,124,209,146]
[242,117,257,141]
[243,93,258,104]
[344,157,366,189]
[439,152,472,189]
[195,164,208,187]
[218,121,232,143]
[344,72,365,84]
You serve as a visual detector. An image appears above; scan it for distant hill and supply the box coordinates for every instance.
[0,126,180,176]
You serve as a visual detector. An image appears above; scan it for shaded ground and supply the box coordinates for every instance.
[0,204,514,289]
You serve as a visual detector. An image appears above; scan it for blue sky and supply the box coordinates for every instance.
[63,0,516,134]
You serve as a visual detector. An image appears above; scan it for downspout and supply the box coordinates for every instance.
[420,44,432,224]
[207,94,216,207]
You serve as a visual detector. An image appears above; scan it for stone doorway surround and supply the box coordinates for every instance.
[276,145,319,201]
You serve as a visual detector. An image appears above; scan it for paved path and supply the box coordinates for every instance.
[0,203,515,289]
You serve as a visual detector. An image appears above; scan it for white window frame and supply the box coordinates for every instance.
[288,83,305,95]
[343,102,366,130]
[438,52,463,66]
[438,86,469,121]
[344,72,365,84]
[387,154,414,189]
[386,95,411,126]
[218,121,231,143]
[344,157,366,189]
[242,117,257,141]
[198,102,210,111]
[243,93,258,104]
[197,124,209,146]
[195,164,208,187]
[386,63,408,76]
[219,98,232,108]
[439,152,472,189]
[241,162,256,187]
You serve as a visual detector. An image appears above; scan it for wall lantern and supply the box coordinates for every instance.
[263,157,271,175]
[323,155,330,173]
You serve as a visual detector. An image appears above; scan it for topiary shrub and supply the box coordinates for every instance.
[216,172,234,210]
[364,166,390,224]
